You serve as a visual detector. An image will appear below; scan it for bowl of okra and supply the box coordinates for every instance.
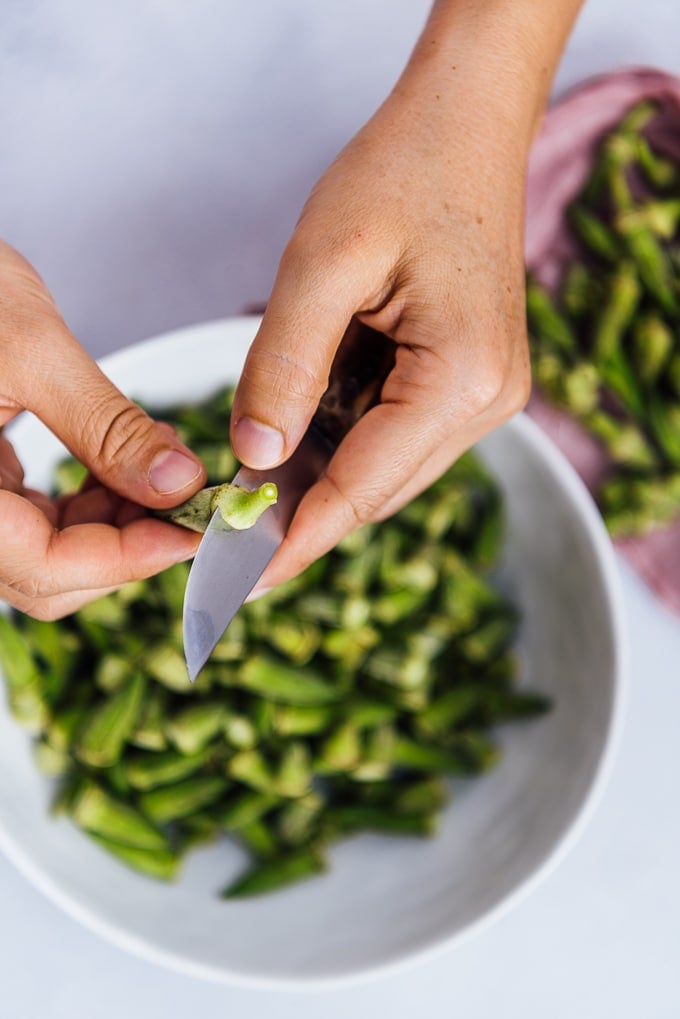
[0,317,625,986]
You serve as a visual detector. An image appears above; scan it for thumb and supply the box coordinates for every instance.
[231,253,358,470]
[16,326,206,508]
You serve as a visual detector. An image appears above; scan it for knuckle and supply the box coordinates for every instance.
[3,568,51,604]
[324,471,385,529]
[241,347,327,411]
[86,399,155,470]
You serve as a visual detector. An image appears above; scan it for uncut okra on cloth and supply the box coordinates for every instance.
[525,67,680,616]
[0,384,549,899]
[527,97,680,538]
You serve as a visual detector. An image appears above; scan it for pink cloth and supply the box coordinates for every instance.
[525,67,680,615]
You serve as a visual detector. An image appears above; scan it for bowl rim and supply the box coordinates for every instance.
[0,317,629,990]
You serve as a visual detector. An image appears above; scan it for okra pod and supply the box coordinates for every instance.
[73,673,146,768]
[157,481,277,533]
[71,780,168,851]
[139,776,227,825]
[223,846,326,898]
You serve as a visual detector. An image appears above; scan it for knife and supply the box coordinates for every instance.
[183,321,396,681]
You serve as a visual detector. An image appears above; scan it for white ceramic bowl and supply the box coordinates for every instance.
[0,318,626,988]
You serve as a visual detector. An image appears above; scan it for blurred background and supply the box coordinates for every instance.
[1,0,678,358]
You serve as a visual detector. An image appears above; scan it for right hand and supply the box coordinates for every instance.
[0,241,207,620]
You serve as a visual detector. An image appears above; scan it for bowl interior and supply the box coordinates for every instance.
[0,318,624,987]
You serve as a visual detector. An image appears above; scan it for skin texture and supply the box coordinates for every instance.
[232,0,584,594]
[0,241,205,618]
[0,0,582,618]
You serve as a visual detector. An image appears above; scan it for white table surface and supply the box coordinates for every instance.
[2,1,680,1016]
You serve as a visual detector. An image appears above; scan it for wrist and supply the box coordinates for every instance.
[394,0,584,154]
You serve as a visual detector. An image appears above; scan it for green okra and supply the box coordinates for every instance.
[391,735,479,774]
[216,790,279,831]
[351,724,397,782]
[53,456,88,495]
[526,276,577,355]
[597,347,647,422]
[95,654,133,694]
[615,99,659,138]
[0,379,542,903]
[631,313,674,386]
[275,741,313,798]
[567,204,621,262]
[561,362,602,417]
[20,619,79,698]
[560,261,600,318]
[78,594,129,630]
[592,261,641,362]
[141,643,192,692]
[391,777,449,816]
[177,812,222,851]
[0,614,44,693]
[617,218,678,315]
[364,647,430,691]
[71,780,168,851]
[455,608,519,665]
[124,748,213,791]
[222,711,258,750]
[226,748,276,793]
[372,586,432,626]
[324,806,437,838]
[585,410,658,470]
[157,481,277,533]
[276,793,324,847]
[481,689,552,723]
[88,833,181,881]
[343,697,398,730]
[601,473,680,536]
[321,625,379,668]
[33,740,72,778]
[317,720,362,773]
[73,672,147,768]
[223,846,327,898]
[616,199,680,241]
[232,818,280,860]
[273,703,335,737]
[237,655,342,705]
[46,705,89,753]
[165,700,226,755]
[130,686,170,751]
[415,686,487,738]
[647,396,680,467]
[139,776,227,825]
[266,616,321,665]
[666,354,680,400]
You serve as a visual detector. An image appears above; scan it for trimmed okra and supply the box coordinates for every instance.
[0,381,547,901]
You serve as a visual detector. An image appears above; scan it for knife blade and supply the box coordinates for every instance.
[183,322,396,681]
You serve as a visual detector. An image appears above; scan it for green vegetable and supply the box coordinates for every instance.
[223,846,327,898]
[0,385,548,900]
[74,673,147,768]
[527,99,680,538]
[157,481,277,533]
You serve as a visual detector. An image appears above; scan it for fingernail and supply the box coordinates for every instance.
[233,417,284,469]
[149,449,202,494]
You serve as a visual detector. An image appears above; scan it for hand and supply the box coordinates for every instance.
[231,0,581,593]
[0,241,207,619]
